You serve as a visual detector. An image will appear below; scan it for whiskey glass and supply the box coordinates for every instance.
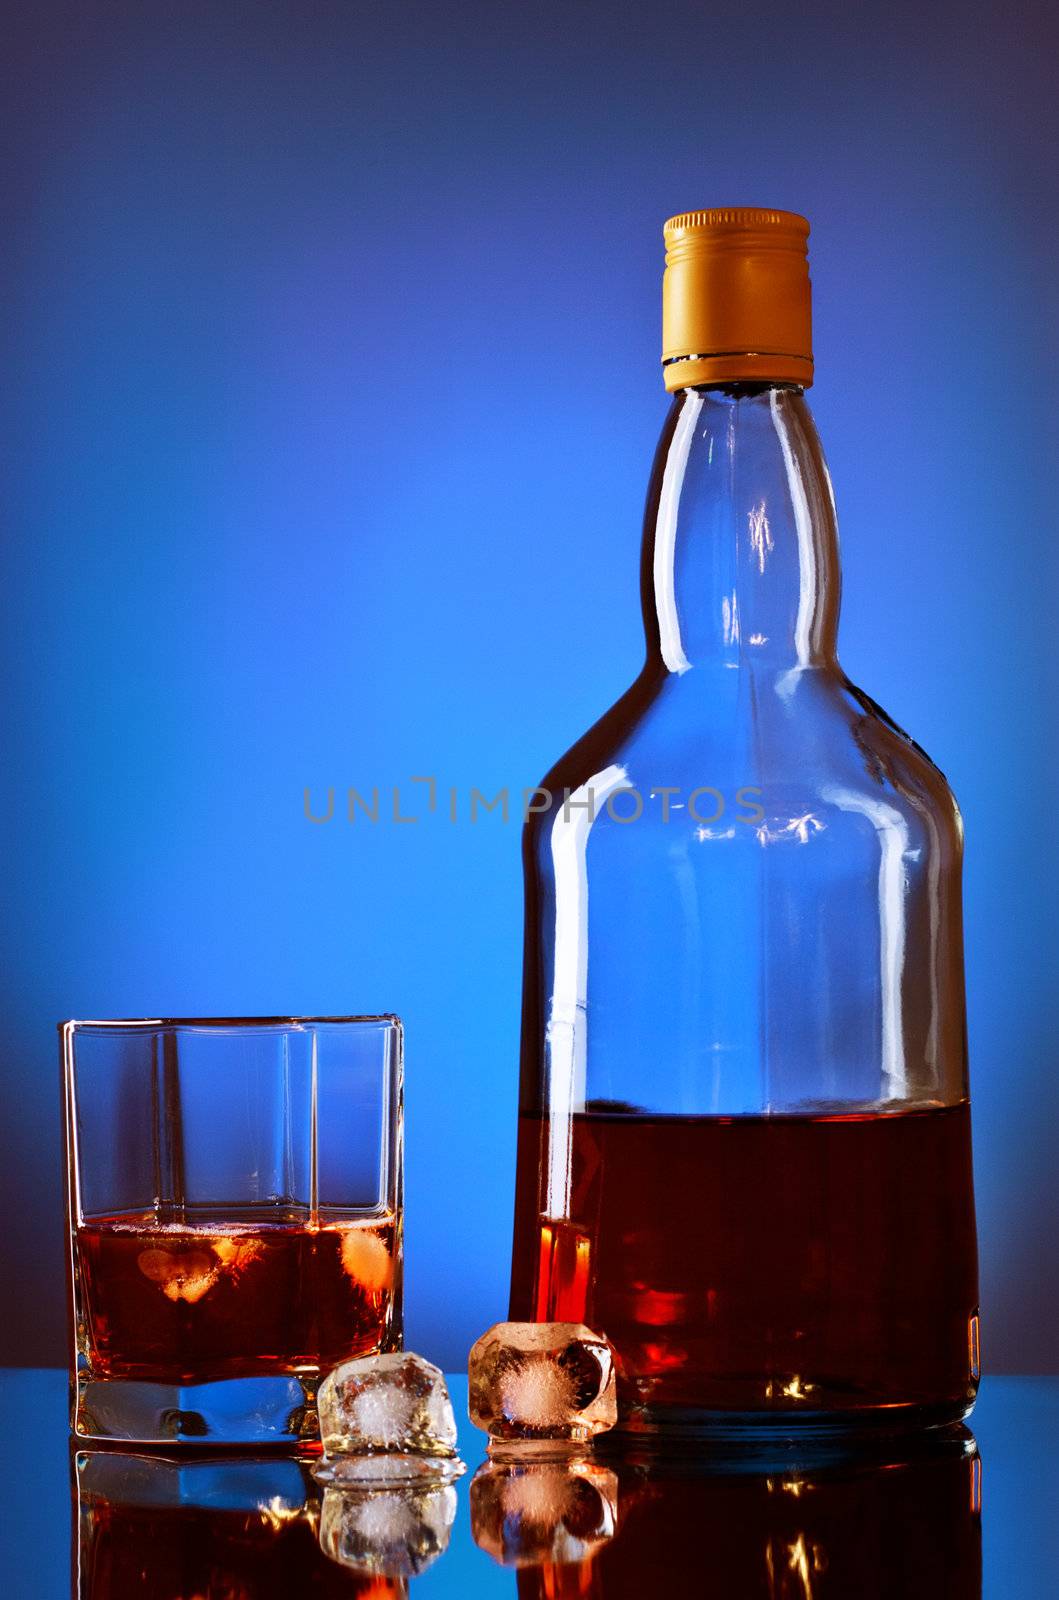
[62,1015,403,1444]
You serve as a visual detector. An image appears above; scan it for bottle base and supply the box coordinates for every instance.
[612,1393,977,1445]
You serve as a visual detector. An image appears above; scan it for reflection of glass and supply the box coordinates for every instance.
[63,1016,403,1444]
[502,1429,981,1599]
[73,1451,407,1599]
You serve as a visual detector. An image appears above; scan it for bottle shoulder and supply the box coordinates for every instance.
[528,665,961,850]
[833,674,961,826]
[535,663,665,797]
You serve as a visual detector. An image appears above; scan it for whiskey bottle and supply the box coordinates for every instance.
[509,209,979,1434]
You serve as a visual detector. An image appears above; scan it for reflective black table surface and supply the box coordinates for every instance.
[1,1371,1054,1598]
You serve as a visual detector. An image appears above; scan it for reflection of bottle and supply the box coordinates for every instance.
[73,1451,407,1600]
[512,1431,981,1600]
[510,209,980,1432]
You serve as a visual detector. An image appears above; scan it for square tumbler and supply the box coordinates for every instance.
[62,1015,403,1444]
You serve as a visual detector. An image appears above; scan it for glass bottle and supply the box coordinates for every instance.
[509,209,979,1434]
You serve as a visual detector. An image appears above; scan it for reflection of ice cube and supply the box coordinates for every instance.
[318,1482,457,1577]
[314,1454,465,1487]
[470,1457,619,1568]
[318,1352,458,1457]
[468,1322,617,1447]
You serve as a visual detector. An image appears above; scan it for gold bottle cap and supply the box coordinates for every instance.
[662,208,813,391]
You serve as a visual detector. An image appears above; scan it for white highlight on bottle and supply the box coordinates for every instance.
[653,394,702,673]
[822,786,911,1100]
[545,762,629,1218]
[769,389,816,675]
[747,499,774,574]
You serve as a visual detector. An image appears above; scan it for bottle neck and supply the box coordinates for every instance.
[641,385,840,674]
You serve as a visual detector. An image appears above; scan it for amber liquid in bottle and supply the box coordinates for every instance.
[511,1104,978,1424]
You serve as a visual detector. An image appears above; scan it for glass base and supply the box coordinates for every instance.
[72,1371,321,1446]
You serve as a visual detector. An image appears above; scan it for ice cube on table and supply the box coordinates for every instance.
[317,1352,458,1458]
[468,1322,618,1449]
[318,1481,457,1578]
[470,1456,619,1568]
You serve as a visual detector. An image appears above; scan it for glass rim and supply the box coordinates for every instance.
[59,1014,401,1034]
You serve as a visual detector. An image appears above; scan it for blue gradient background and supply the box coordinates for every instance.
[1,0,1056,1370]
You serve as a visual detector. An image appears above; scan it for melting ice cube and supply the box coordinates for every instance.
[317,1351,459,1458]
[468,1322,617,1448]
[136,1232,264,1304]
